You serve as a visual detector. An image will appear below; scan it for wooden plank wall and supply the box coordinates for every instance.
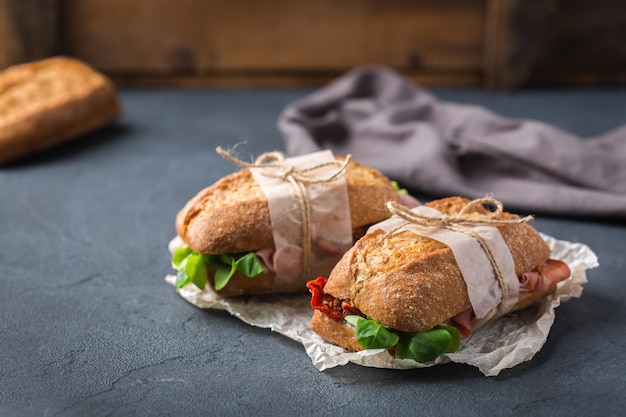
[57,0,486,87]
[484,0,626,88]
[0,0,59,69]
[2,0,626,89]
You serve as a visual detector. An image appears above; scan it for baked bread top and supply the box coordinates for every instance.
[175,156,400,254]
[322,196,551,333]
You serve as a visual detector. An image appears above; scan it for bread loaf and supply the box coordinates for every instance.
[0,56,122,164]
[312,196,562,351]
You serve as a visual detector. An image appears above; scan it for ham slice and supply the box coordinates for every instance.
[520,259,571,292]
[398,193,420,208]
[447,259,571,338]
[447,309,474,339]
[256,246,303,284]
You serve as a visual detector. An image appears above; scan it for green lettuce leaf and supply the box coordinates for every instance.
[171,246,193,270]
[346,315,461,363]
[390,180,408,195]
[214,261,236,291]
[236,252,267,277]
[171,245,266,291]
[437,324,461,353]
[175,269,192,289]
[345,315,399,350]
[395,325,461,363]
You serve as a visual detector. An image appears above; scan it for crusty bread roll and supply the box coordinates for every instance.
[174,155,401,296]
[176,156,400,254]
[311,196,566,352]
[0,56,122,164]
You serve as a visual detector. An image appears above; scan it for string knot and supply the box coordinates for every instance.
[216,146,351,280]
[217,146,351,184]
[386,197,533,229]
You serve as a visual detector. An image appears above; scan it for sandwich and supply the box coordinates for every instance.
[169,149,417,296]
[307,196,571,363]
[0,56,122,165]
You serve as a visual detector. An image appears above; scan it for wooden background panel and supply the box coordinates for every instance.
[529,0,626,84]
[4,0,626,88]
[484,0,626,89]
[58,0,486,82]
[0,0,58,69]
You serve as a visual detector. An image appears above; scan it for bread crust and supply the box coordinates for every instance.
[311,310,362,352]
[176,156,400,254]
[320,197,552,340]
[0,56,122,164]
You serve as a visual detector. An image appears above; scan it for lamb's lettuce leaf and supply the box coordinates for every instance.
[171,245,265,291]
[390,180,408,195]
[346,315,461,363]
[395,325,461,363]
[235,252,267,277]
[345,315,399,349]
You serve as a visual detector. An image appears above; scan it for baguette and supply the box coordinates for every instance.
[0,56,122,164]
[309,196,570,355]
[172,155,403,296]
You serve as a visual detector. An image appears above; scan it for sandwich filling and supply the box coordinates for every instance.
[168,225,374,292]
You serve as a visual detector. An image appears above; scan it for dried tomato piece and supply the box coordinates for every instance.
[307,277,344,320]
[306,277,365,321]
[306,277,328,307]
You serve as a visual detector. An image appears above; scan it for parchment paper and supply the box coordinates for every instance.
[249,150,353,292]
[165,234,598,376]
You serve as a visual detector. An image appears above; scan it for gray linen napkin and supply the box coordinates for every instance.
[279,66,626,218]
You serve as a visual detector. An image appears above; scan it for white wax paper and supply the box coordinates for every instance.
[165,234,598,376]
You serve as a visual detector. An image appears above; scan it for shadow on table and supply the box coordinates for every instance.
[1,122,132,169]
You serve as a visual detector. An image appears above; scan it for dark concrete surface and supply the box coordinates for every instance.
[1,86,625,417]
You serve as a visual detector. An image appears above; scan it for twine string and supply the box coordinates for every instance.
[216,147,351,280]
[386,198,533,317]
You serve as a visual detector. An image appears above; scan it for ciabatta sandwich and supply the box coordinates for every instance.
[308,196,571,362]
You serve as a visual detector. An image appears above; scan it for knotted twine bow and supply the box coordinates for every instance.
[386,198,534,317]
[216,146,352,280]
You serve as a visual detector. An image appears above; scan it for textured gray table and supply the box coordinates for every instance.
[1,87,625,416]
